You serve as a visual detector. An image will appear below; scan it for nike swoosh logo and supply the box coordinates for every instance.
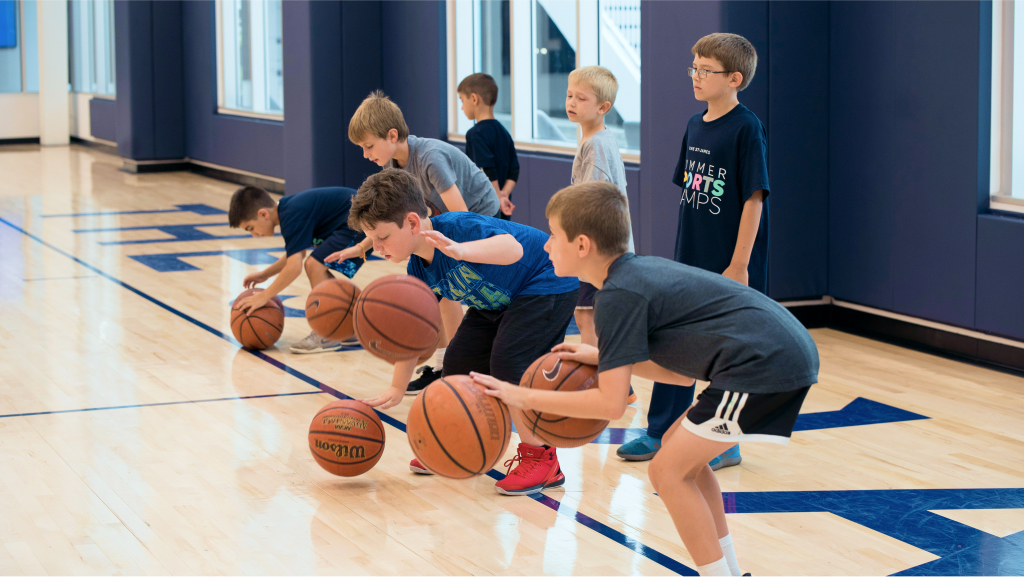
[307,298,320,312]
[542,358,562,381]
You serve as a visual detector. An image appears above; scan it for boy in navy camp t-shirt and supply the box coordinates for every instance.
[350,168,579,498]
[616,33,769,474]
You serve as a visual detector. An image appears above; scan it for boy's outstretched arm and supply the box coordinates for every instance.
[420,230,523,265]
[236,251,305,313]
[362,357,420,409]
[723,190,764,286]
[438,183,470,212]
[473,365,633,421]
[243,254,287,289]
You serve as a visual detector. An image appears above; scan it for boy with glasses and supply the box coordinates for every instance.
[616,33,769,475]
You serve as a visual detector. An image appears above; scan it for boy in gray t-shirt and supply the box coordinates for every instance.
[473,182,819,576]
[566,66,635,351]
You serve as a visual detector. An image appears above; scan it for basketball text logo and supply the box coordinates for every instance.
[321,415,367,431]
[467,383,502,441]
[314,439,366,459]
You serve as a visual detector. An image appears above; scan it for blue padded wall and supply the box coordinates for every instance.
[976,215,1024,341]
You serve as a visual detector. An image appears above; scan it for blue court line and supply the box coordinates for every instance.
[0,215,692,576]
[43,203,227,218]
[73,222,230,233]
[0,391,323,420]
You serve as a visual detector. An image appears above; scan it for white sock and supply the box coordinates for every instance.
[719,534,740,576]
[696,556,732,576]
[432,347,446,367]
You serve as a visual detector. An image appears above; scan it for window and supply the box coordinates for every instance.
[68,0,115,96]
[217,0,283,118]
[992,1,1024,209]
[449,0,640,157]
[0,0,38,94]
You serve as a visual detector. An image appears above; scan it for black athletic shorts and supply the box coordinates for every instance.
[683,386,811,446]
[310,228,367,279]
[576,280,598,308]
[442,289,579,384]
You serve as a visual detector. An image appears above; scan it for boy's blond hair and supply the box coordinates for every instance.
[692,33,758,91]
[568,66,618,109]
[546,181,629,256]
[348,90,410,144]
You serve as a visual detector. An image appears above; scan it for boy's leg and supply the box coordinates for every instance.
[408,298,466,394]
[618,381,695,460]
[292,229,365,354]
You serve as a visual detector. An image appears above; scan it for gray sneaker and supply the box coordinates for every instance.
[290,331,344,354]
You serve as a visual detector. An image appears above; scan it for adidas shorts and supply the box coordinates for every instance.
[683,386,811,446]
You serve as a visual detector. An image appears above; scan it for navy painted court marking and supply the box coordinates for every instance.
[130,247,384,272]
[43,203,227,218]
[72,221,280,245]
[0,215,695,576]
[0,391,323,420]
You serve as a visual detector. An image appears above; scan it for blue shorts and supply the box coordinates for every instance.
[309,228,368,279]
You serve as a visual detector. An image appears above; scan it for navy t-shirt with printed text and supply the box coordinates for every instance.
[277,187,359,256]
[406,212,579,310]
[672,104,770,293]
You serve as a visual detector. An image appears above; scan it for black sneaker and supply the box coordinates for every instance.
[407,365,442,395]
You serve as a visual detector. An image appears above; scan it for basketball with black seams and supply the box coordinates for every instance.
[308,400,385,476]
[406,375,512,478]
[305,278,360,341]
[230,288,285,350]
[353,275,442,363]
[519,353,609,447]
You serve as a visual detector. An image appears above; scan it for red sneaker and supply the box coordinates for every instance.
[494,443,565,495]
[409,458,433,475]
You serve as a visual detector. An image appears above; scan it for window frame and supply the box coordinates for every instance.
[445,0,640,163]
[214,0,285,122]
[68,0,116,98]
[991,0,1024,214]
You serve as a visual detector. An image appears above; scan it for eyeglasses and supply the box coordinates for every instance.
[687,67,732,80]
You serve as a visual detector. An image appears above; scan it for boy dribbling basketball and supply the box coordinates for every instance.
[349,168,581,496]
[473,181,819,576]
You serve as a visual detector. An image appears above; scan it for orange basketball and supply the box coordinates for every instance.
[519,353,609,448]
[230,289,285,350]
[306,278,360,341]
[353,275,441,363]
[308,400,386,477]
[406,375,512,479]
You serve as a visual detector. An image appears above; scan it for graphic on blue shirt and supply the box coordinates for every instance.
[406,212,578,310]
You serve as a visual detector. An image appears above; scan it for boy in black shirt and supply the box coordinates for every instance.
[458,73,519,220]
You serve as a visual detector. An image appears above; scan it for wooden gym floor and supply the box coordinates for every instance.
[0,145,1022,576]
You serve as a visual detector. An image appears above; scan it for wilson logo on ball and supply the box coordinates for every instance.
[321,415,367,431]
[314,439,366,459]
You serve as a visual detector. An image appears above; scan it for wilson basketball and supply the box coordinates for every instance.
[353,275,442,363]
[230,289,285,350]
[306,278,360,341]
[406,375,512,479]
[308,400,385,477]
[519,353,609,448]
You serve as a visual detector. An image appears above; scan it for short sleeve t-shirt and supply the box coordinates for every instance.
[406,212,579,310]
[465,119,520,189]
[594,253,818,394]
[572,129,635,252]
[389,136,501,217]
[277,187,358,257]
[672,104,770,293]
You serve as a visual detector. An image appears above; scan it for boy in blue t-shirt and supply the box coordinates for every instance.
[350,168,580,497]
[617,33,769,471]
[228,186,368,354]
[457,73,519,221]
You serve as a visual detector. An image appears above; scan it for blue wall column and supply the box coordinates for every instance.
[113,0,184,160]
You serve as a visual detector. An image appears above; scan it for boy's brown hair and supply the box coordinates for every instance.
[546,181,630,256]
[692,33,758,91]
[457,73,498,106]
[228,186,275,228]
[349,168,429,230]
[348,90,410,144]
[567,66,618,109]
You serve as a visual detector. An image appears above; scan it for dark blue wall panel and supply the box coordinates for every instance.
[381,1,447,140]
[339,2,384,189]
[890,1,981,327]
[976,215,1024,341]
[766,1,829,300]
[89,98,117,142]
[150,1,185,159]
[182,1,284,178]
[828,2,895,310]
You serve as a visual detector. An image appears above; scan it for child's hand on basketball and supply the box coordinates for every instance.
[551,343,599,366]
[325,246,361,264]
[243,270,268,289]
[237,291,271,315]
[420,230,464,260]
[471,372,529,409]
[361,387,405,410]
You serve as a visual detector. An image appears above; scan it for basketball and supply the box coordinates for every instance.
[406,375,512,479]
[230,289,285,350]
[305,278,361,341]
[519,353,609,448]
[353,275,442,363]
[308,400,385,477]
